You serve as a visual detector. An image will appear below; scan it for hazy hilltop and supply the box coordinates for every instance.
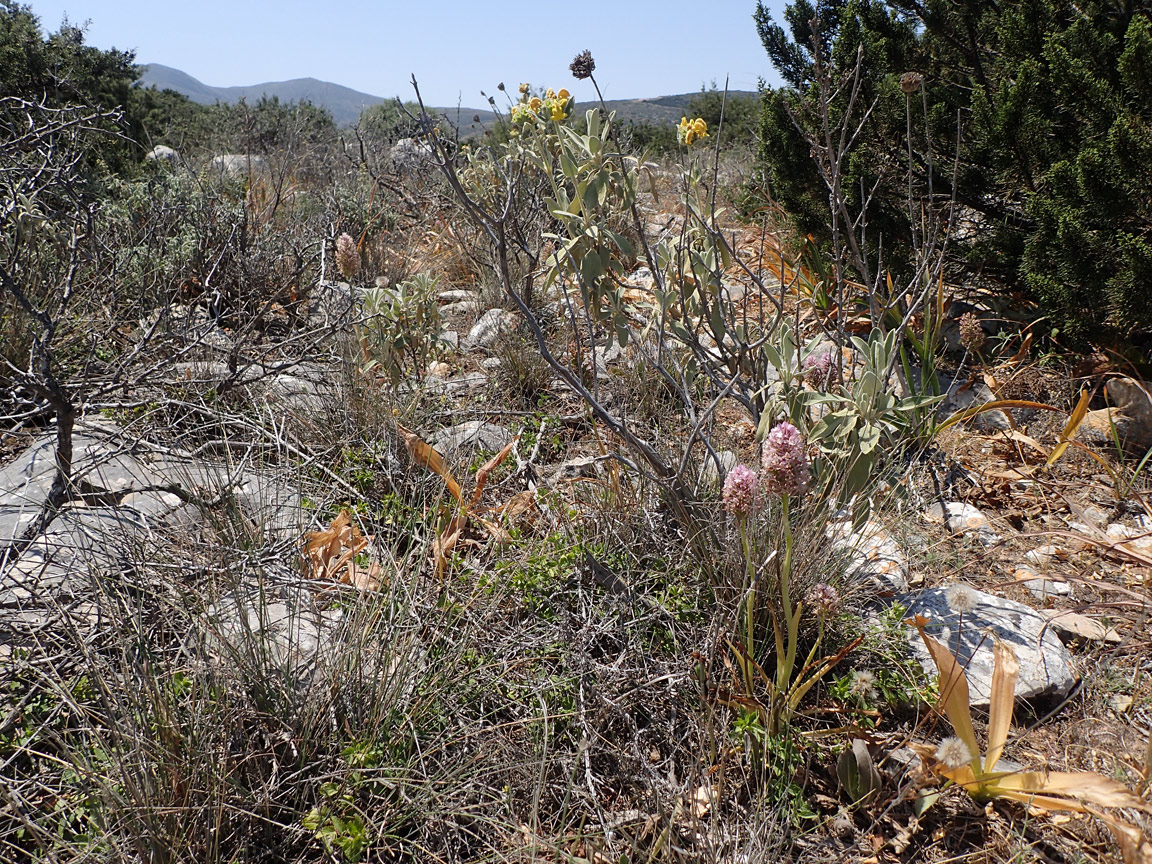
[138,63,757,130]
[140,64,388,126]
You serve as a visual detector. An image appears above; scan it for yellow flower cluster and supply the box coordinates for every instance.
[678,116,708,146]
[510,85,572,126]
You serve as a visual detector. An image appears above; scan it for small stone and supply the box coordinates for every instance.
[465,308,517,349]
[1040,609,1121,645]
[1105,522,1152,553]
[424,372,488,396]
[440,299,481,317]
[1013,564,1072,599]
[1110,693,1134,714]
[1077,377,1152,456]
[437,289,479,303]
[924,501,1001,546]
[1082,505,1110,527]
[553,456,602,481]
[1024,544,1064,566]
[145,144,180,163]
[209,153,265,177]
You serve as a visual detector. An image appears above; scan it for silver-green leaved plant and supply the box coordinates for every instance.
[359,272,445,387]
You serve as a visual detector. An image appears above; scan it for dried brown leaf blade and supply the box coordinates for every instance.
[985,638,1019,772]
[468,435,517,511]
[397,424,462,504]
[303,509,377,588]
[915,627,982,773]
[992,771,1151,812]
[1108,817,1152,864]
[1046,387,1092,467]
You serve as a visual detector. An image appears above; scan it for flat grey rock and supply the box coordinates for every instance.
[431,421,512,455]
[261,363,337,416]
[1,424,305,554]
[899,585,1077,706]
[204,586,343,686]
[927,370,1010,431]
[1,506,150,607]
[0,425,163,525]
[701,450,739,490]
[145,454,303,541]
[0,506,38,546]
[209,153,265,177]
[389,137,436,172]
[424,372,488,396]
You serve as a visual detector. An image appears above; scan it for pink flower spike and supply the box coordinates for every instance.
[802,350,838,389]
[722,464,758,518]
[761,421,810,498]
[335,232,360,280]
[807,582,839,616]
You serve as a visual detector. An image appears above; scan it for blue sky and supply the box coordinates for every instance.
[25,1,788,106]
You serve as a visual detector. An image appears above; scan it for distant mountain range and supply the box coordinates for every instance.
[140,64,387,126]
[138,64,758,130]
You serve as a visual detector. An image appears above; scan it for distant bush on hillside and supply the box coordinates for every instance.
[608,86,761,157]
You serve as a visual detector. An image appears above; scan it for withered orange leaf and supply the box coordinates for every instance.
[397,424,462,504]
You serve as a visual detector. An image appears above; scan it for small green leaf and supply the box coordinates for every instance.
[580,249,602,288]
[858,422,881,454]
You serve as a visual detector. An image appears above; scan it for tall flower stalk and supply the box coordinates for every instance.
[760,421,809,699]
[722,422,858,738]
[723,464,759,694]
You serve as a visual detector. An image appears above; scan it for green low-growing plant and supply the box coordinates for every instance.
[359,272,445,387]
[492,531,586,618]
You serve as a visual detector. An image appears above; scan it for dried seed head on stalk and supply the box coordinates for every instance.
[570,50,596,80]
[849,669,877,701]
[900,71,923,94]
[935,736,973,769]
[958,312,986,351]
[945,584,979,614]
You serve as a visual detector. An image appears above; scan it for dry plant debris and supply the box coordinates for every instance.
[303,509,387,591]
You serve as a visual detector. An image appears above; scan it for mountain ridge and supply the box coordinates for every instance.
[138,64,758,130]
